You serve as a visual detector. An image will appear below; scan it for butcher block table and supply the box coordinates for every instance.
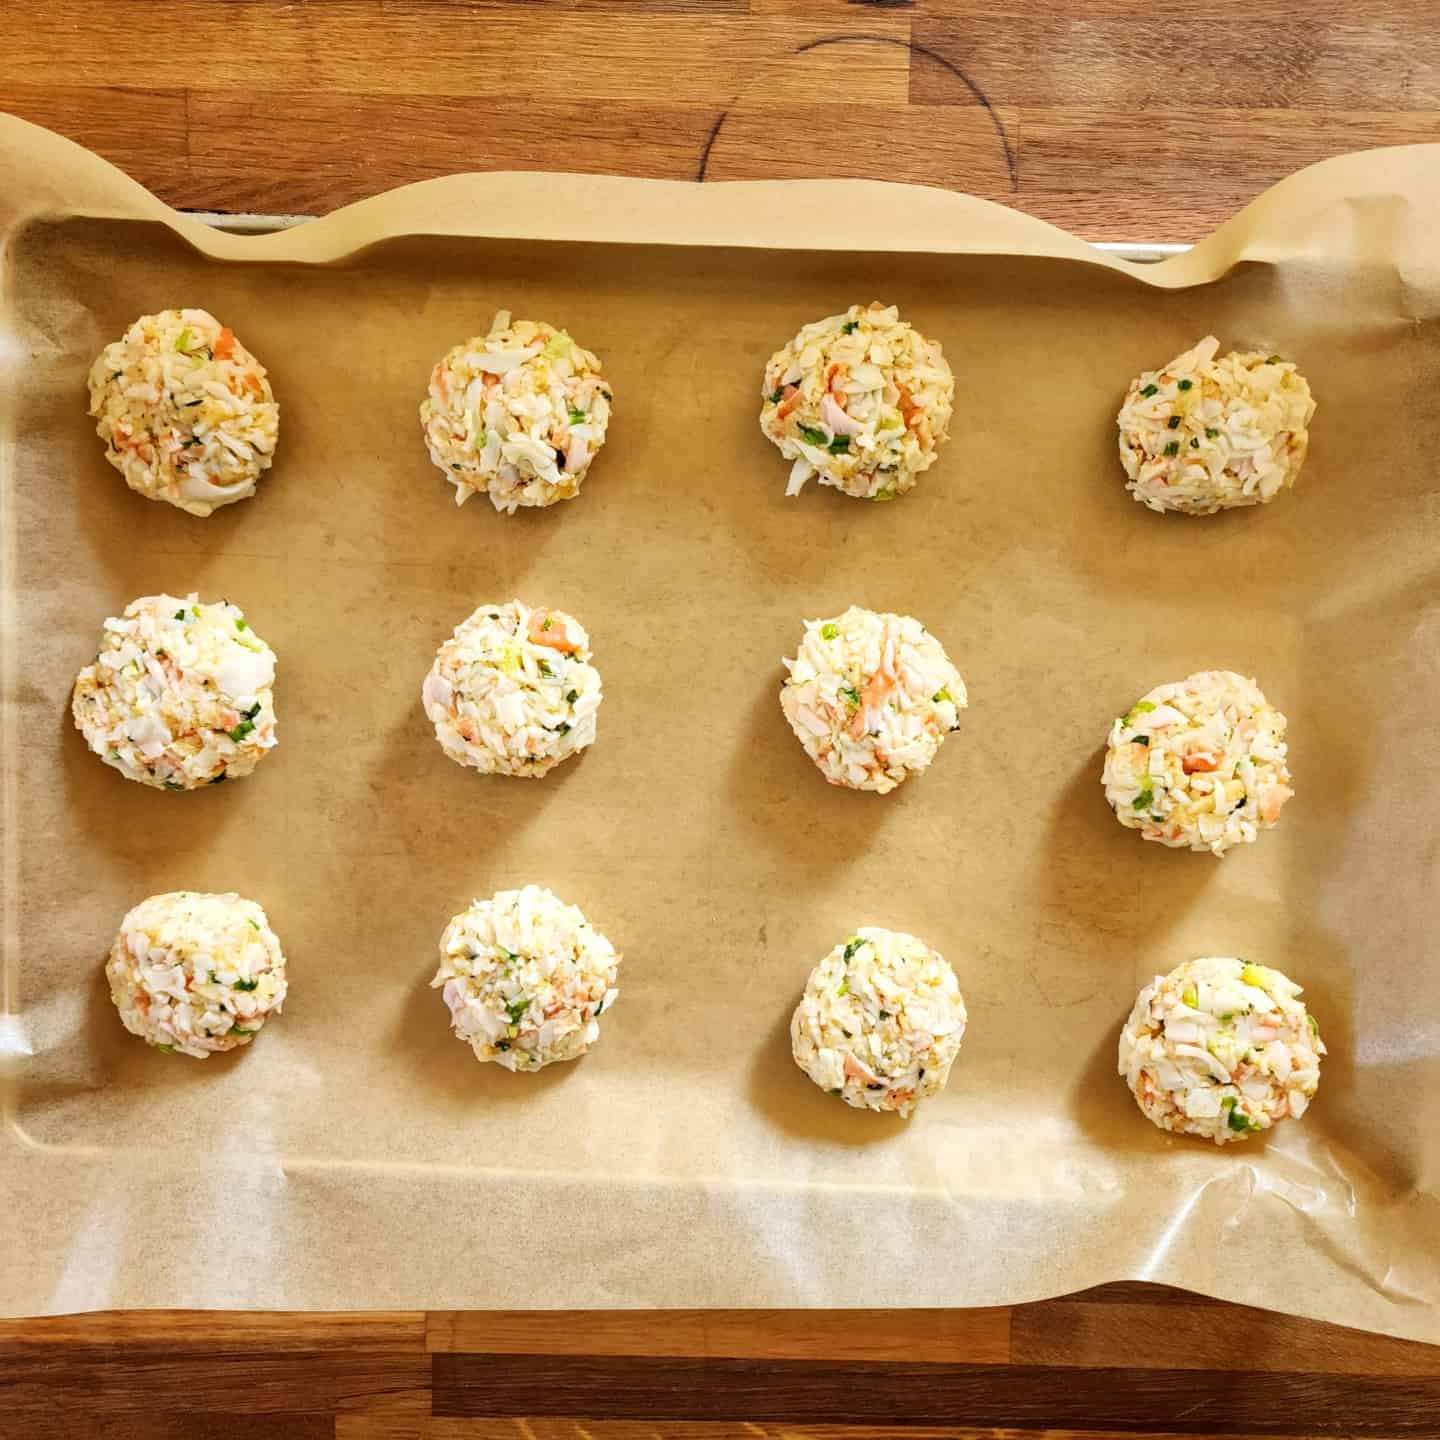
[3,2,1440,1436]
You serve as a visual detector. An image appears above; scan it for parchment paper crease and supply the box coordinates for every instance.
[1,116,1435,1338]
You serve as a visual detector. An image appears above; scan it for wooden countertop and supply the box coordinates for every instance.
[5,0,1440,241]
[3,3,1438,1435]
[5,1284,1440,1436]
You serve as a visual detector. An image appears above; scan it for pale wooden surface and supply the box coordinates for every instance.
[4,2,1440,1434]
[3,1,1439,239]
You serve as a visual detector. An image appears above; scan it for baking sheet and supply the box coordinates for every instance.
[1,116,1437,1339]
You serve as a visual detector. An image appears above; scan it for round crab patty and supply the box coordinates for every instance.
[71,591,278,791]
[780,605,965,794]
[791,927,967,1117]
[421,601,601,778]
[106,891,287,1058]
[420,310,612,512]
[1117,335,1314,514]
[1119,955,1324,1143]
[1101,669,1291,855]
[432,885,620,1071]
[87,307,279,515]
[760,302,953,501]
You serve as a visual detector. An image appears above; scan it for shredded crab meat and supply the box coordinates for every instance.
[780,605,966,795]
[1117,336,1315,515]
[421,600,602,779]
[1101,669,1292,856]
[791,927,967,1117]
[1119,956,1325,1144]
[759,302,954,501]
[71,592,279,791]
[420,310,612,513]
[431,885,620,1071]
[87,308,279,516]
[106,891,287,1058]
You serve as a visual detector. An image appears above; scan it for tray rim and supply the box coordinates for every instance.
[189,211,1190,263]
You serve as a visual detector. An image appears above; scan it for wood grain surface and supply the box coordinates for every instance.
[5,1285,1440,1437]
[3,0,1440,240]
[4,2,1439,1435]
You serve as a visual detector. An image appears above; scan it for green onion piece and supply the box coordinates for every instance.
[156,1043,176,1054]
[209,772,227,785]
[1163,441,1180,456]
[1266,353,1283,363]
[230,1025,254,1036]
[235,618,248,632]
[1177,378,1193,391]
[173,610,186,621]
[1224,1098,1253,1133]
[234,977,259,992]
[798,424,828,446]
[163,780,184,791]
[567,407,586,425]
[538,659,553,677]
[174,328,194,352]
[1167,415,1181,430]
[878,1009,891,1020]
[1132,788,1153,810]
[542,617,552,631]
[228,719,255,743]
[821,623,839,640]
[768,387,784,404]
[1190,437,1200,448]
[565,689,579,703]
[1306,1013,1320,1039]
[933,687,952,703]
[1182,985,1198,1008]
[827,435,850,454]
[828,1088,843,1096]
[1205,427,1220,438]
[839,685,860,709]
[246,918,260,931]
[505,997,531,1026]
[1131,734,1149,745]
[842,320,860,334]
[836,979,849,997]
[1139,383,1158,398]
[843,937,864,962]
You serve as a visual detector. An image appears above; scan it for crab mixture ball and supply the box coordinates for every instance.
[432,885,620,1072]
[780,605,965,795]
[422,601,601,779]
[1117,336,1315,515]
[106,891,287,1058]
[87,308,279,516]
[420,310,612,513]
[1120,956,1324,1144]
[791,928,967,1117]
[1102,670,1292,856]
[72,593,278,791]
[760,302,954,501]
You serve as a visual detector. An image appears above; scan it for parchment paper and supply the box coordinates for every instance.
[1,116,1436,1339]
